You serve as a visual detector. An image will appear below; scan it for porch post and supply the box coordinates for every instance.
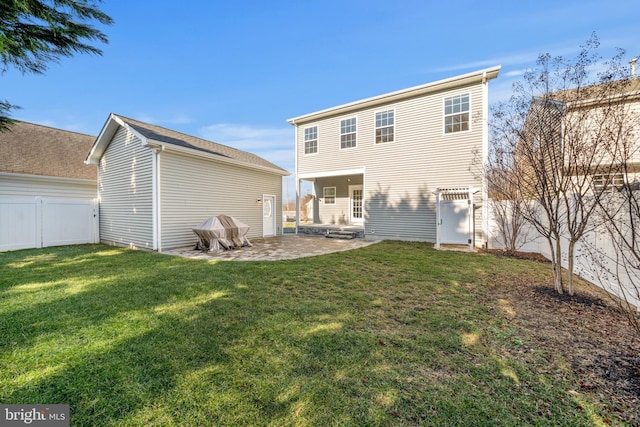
[295,178,301,235]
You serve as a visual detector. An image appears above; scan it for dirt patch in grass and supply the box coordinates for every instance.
[481,248,551,263]
[485,253,640,424]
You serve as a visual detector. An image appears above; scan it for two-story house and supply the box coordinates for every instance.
[287,66,501,247]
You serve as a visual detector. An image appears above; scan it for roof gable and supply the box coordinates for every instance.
[86,114,288,176]
[0,121,96,180]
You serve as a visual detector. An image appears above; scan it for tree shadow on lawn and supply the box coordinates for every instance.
[0,243,609,425]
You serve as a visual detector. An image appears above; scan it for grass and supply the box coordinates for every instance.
[0,242,623,425]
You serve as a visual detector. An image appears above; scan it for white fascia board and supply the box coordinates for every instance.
[144,140,290,177]
[287,66,501,125]
[298,167,365,180]
[85,113,148,164]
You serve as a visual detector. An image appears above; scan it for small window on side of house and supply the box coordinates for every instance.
[340,117,357,149]
[444,93,470,134]
[304,126,318,155]
[323,187,336,205]
[375,110,395,143]
[593,173,625,192]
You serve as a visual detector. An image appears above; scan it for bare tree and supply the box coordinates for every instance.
[489,34,637,295]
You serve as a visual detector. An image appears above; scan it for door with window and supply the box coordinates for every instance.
[349,185,363,225]
[262,194,276,236]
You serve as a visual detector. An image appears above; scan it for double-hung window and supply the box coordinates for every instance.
[340,117,357,149]
[375,110,394,143]
[323,187,336,205]
[444,93,470,133]
[304,126,318,154]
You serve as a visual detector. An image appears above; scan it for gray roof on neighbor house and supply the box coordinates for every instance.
[87,114,289,175]
[0,121,97,180]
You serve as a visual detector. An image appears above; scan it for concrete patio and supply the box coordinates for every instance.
[162,234,380,261]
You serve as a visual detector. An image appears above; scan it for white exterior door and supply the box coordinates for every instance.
[262,194,276,236]
[349,185,363,225]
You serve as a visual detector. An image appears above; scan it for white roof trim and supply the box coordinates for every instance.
[298,167,365,180]
[287,66,501,125]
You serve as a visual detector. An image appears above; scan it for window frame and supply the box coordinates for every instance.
[443,93,471,134]
[375,109,395,144]
[303,125,318,155]
[323,187,336,205]
[340,117,357,149]
[593,173,625,193]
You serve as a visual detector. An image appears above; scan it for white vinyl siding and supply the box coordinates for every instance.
[98,127,154,249]
[296,83,485,242]
[0,173,96,199]
[159,151,283,249]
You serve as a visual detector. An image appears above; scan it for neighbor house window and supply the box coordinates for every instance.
[593,173,624,192]
[304,126,318,154]
[375,110,394,143]
[340,117,357,149]
[444,93,470,133]
[323,187,336,205]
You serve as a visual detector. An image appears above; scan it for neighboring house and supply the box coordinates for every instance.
[0,121,96,198]
[85,113,289,251]
[0,121,98,251]
[490,66,640,307]
[287,66,501,246]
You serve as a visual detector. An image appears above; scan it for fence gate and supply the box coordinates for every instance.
[434,187,475,250]
[0,197,99,251]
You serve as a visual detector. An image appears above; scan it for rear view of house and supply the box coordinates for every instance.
[288,67,500,247]
[86,114,289,251]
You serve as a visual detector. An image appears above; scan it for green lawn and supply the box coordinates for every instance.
[0,242,620,425]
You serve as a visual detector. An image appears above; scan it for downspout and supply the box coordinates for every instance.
[481,71,490,248]
[151,145,164,251]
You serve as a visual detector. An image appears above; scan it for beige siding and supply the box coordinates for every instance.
[0,173,96,199]
[159,151,283,249]
[298,83,486,242]
[98,127,154,248]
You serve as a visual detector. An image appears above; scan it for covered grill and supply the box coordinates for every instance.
[192,215,252,252]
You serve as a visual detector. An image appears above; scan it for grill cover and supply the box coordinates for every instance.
[192,215,252,252]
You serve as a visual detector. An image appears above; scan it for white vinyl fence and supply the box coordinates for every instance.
[488,199,640,309]
[0,197,99,251]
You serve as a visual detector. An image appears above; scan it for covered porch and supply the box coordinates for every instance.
[296,168,365,238]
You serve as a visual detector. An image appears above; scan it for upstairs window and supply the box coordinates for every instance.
[375,110,395,143]
[340,117,357,149]
[304,126,318,154]
[323,187,336,205]
[444,93,470,133]
[593,173,624,192]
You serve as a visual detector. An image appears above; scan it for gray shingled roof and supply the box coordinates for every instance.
[0,121,97,180]
[115,115,288,173]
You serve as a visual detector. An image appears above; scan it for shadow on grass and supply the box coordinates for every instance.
[0,243,600,425]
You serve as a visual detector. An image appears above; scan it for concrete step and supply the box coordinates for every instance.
[326,231,356,240]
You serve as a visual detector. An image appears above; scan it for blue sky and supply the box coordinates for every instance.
[3,0,639,201]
